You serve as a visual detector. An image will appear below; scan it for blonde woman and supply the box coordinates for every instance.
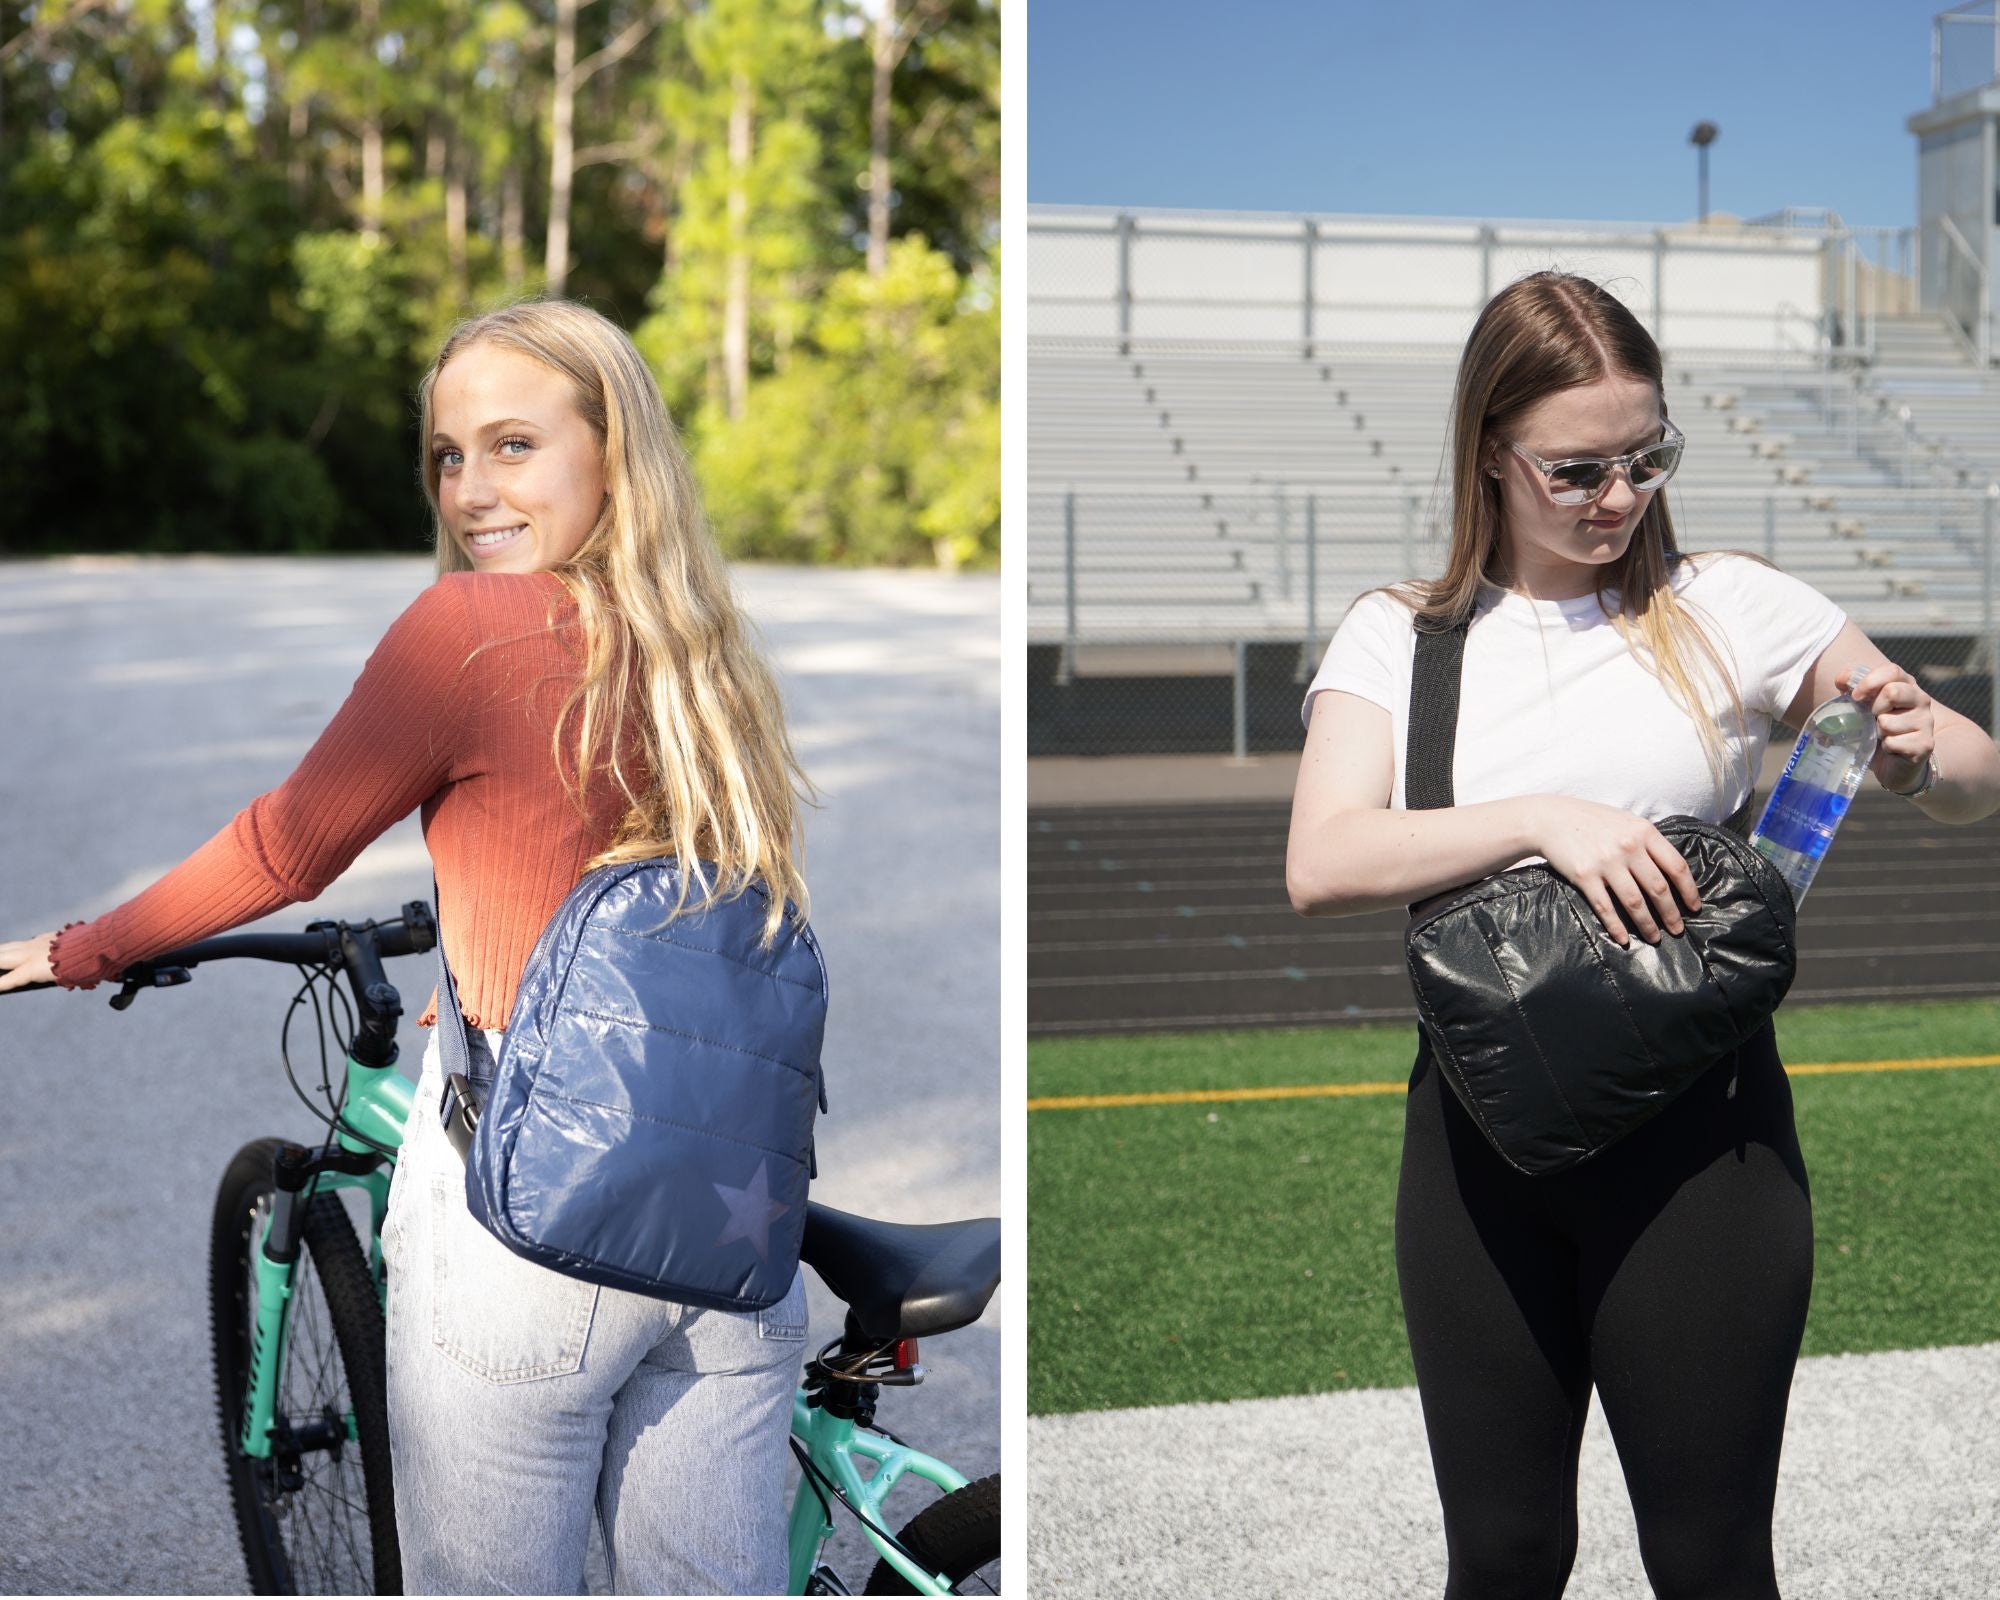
[1286,272,2000,1598]
[0,300,814,1594]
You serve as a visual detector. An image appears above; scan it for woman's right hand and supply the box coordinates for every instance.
[0,931,58,993]
[1529,797,1702,948]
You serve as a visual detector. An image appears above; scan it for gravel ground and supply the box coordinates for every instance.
[1028,1342,2000,1596]
[0,556,998,1595]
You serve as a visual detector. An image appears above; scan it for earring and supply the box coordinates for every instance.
[1485,467,1501,479]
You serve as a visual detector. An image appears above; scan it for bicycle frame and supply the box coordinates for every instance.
[239,1047,976,1595]
[238,1056,411,1459]
[786,1397,969,1594]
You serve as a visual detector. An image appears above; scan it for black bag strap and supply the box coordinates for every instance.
[1402,605,1756,902]
[1406,616,1469,813]
[431,875,476,1094]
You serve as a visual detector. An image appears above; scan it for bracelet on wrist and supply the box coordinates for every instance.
[1889,753,1940,802]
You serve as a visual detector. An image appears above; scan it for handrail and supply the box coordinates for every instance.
[1746,207,1848,232]
[1936,213,1991,366]
[1932,2,2000,103]
[1773,301,1830,369]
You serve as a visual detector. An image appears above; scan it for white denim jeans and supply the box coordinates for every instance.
[382,1021,808,1595]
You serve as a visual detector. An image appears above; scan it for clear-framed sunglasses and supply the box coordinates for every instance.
[1505,418,1685,504]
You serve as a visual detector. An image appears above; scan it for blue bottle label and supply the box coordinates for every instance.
[1757,778,1847,859]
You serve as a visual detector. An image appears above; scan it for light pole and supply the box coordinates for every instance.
[1689,122,1718,224]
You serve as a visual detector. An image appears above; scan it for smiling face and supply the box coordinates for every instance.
[430,342,607,573]
[1485,372,1665,601]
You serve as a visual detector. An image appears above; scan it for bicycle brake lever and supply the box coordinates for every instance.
[108,966,192,1010]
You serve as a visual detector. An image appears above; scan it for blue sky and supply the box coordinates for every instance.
[1028,0,1981,230]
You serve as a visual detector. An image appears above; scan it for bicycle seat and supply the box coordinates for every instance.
[800,1203,1000,1342]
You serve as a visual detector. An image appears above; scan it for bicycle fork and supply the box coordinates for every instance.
[237,1141,386,1461]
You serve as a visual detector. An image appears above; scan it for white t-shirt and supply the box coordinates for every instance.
[1301,551,1848,868]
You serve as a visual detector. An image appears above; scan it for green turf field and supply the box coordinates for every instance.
[1027,999,2000,1416]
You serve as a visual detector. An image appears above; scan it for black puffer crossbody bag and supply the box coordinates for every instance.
[1401,612,1799,1177]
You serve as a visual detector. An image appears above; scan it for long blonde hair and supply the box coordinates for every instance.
[1370,270,1766,813]
[418,299,810,939]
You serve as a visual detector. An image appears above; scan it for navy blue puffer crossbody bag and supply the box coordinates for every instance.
[433,861,828,1312]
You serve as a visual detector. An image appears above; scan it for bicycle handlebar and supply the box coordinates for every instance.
[139,904,439,972]
[0,902,437,1021]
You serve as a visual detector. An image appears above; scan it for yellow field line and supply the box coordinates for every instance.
[1027,1054,2000,1112]
[1030,1081,1408,1111]
[1785,1053,2000,1076]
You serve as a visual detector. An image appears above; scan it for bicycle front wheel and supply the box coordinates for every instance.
[210,1137,401,1595]
[864,1474,1000,1595]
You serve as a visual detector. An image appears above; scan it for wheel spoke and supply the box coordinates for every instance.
[332,1471,372,1585]
[296,1283,342,1407]
[291,1467,326,1588]
[220,1163,391,1597]
[295,1461,370,1521]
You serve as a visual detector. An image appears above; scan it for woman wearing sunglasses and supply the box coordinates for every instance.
[1286,270,2000,1598]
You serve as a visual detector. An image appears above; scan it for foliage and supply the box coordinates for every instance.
[0,0,998,567]
[694,237,998,565]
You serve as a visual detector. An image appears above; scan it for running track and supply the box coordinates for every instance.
[1030,790,2000,1036]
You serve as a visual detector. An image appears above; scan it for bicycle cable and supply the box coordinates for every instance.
[788,1439,952,1591]
[790,1419,996,1597]
[277,959,394,1160]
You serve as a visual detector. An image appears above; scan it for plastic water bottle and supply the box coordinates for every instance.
[1748,664,1878,907]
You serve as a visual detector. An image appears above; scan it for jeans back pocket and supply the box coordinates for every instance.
[429,1177,600,1383]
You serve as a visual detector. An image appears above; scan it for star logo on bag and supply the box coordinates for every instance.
[713,1160,789,1262]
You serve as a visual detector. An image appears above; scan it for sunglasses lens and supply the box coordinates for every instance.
[1629,441,1682,487]
[1546,463,1607,502]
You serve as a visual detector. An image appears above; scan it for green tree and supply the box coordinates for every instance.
[0,0,997,565]
[695,236,997,566]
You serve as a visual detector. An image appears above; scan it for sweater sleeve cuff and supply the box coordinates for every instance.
[48,920,103,991]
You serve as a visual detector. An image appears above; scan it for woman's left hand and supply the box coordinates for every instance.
[1849,664,1937,795]
[0,932,59,993]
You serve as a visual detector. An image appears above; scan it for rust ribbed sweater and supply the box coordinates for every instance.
[50,570,636,1030]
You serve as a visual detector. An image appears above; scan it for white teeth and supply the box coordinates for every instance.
[471,526,526,547]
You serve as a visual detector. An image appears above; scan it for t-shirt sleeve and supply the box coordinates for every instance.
[1301,589,1411,726]
[1696,554,1849,725]
[50,578,472,990]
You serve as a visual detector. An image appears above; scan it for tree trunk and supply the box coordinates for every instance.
[361,120,384,235]
[446,149,468,304]
[426,122,445,181]
[358,0,383,236]
[867,0,895,277]
[723,69,751,421]
[286,0,314,207]
[546,0,578,295]
[286,97,310,202]
[663,141,691,273]
[503,162,525,289]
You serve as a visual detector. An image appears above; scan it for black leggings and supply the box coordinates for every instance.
[1395,1021,1813,1600]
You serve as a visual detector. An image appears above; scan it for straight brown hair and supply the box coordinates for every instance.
[1366,270,1768,812]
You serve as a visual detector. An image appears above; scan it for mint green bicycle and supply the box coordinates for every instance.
[27,902,998,1595]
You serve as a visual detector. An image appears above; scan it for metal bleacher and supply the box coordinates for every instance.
[1029,326,2000,663]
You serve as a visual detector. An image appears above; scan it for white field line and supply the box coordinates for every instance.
[1028,1342,2000,1597]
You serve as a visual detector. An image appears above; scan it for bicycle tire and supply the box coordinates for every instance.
[863,1473,1001,1596]
[211,1136,401,1595]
